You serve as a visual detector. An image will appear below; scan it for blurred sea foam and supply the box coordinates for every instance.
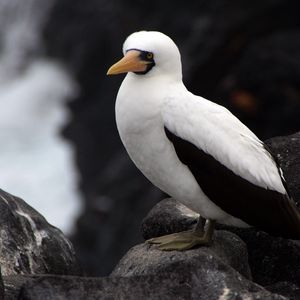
[0,0,82,234]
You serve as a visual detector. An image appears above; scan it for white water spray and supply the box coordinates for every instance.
[0,0,82,234]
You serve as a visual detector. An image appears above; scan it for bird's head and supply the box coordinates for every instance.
[107,31,182,80]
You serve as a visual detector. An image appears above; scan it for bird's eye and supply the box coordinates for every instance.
[147,52,153,59]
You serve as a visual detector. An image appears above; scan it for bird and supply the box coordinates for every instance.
[107,31,300,251]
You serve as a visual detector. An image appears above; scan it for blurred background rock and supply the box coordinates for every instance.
[0,0,299,276]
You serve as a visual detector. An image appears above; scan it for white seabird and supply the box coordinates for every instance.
[107,31,300,250]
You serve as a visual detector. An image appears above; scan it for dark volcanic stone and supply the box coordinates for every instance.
[265,131,300,203]
[266,281,300,300]
[141,198,197,241]
[0,267,4,300]
[17,271,285,300]
[3,275,34,300]
[110,243,286,300]
[0,189,81,276]
[141,198,198,240]
[112,232,252,280]
[141,197,300,298]
[17,274,206,300]
[217,226,300,287]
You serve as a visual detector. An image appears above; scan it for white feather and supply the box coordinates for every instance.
[162,93,286,194]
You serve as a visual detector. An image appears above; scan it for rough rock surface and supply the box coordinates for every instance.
[141,198,197,240]
[142,198,198,240]
[0,189,81,276]
[112,232,252,280]
[44,0,300,275]
[4,275,32,300]
[218,227,300,288]
[267,282,300,300]
[265,131,300,203]
[111,242,287,300]
[17,271,287,300]
[0,268,4,300]
[0,197,293,300]
[141,198,300,300]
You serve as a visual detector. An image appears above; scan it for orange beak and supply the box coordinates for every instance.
[107,50,149,75]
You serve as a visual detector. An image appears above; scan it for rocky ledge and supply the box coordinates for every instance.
[1,132,300,299]
[0,189,82,299]
[140,198,300,300]
[3,196,297,300]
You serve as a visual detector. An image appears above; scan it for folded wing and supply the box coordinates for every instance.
[163,95,300,238]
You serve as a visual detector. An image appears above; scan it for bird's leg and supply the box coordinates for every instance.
[194,216,206,236]
[146,217,215,251]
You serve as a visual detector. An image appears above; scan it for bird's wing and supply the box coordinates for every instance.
[162,94,300,238]
[163,94,285,194]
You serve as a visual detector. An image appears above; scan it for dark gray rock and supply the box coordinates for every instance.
[14,271,285,300]
[110,243,285,300]
[0,267,4,300]
[112,232,252,280]
[3,275,34,300]
[267,282,300,300]
[141,198,198,240]
[141,198,199,241]
[265,131,300,203]
[217,226,300,288]
[141,197,300,299]
[0,189,81,276]
[15,274,206,300]
[1,237,288,300]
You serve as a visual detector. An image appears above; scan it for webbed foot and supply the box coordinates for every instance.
[146,218,215,251]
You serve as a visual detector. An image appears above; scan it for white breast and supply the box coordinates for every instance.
[115,74,248,227]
